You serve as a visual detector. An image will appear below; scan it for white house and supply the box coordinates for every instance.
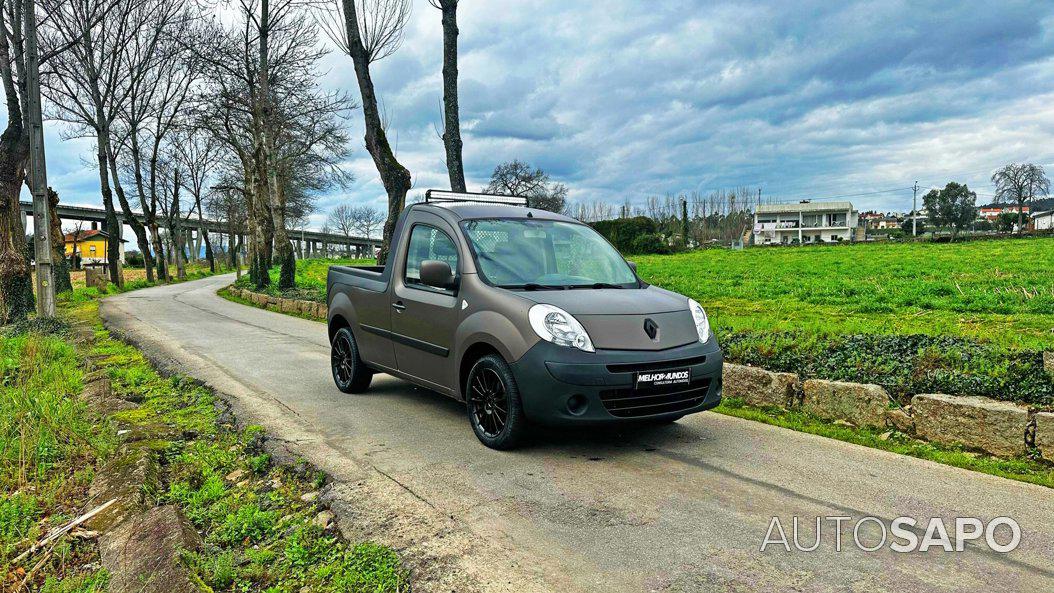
[753,201,859,245]
[1032,210,1053,231]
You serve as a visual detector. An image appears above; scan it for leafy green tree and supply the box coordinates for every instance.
[922,182,977,240]
[995,211,1019,233]
[899,218,925,235]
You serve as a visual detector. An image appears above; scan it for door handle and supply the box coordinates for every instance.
[392,301,406,312]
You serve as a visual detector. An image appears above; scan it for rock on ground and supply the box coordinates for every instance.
[722,363,798,408]
[85,446,160,532]
[912,394,1029,457]
[99,505,204,593]
[801,380,891,429]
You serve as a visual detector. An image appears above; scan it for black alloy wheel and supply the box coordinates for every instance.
[331,327,372,393]
[466,354,527,449]
[470,367,509,437]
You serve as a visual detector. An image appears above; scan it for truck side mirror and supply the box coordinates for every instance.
[626,261,638,275]
[420,260,457,290]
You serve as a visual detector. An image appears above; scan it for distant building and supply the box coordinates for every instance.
[979,202,1029,221]
[1032,210,1054,231]
[753,201,859,245]
[64,229,127,266]
[875,216,901,230]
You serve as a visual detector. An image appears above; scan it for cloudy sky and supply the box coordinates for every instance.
[36,0,1054,228]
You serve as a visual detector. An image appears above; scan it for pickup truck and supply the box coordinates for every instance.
[327,191,723,449]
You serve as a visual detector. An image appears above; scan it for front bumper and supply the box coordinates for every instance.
[508,338,723,425]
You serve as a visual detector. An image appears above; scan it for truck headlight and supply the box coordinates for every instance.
[688,298,710,343]
[528,304,595,353]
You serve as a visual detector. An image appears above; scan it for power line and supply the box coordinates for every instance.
[770,186,914,204]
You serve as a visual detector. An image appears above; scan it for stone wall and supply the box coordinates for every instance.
[721,362,1051,461]
[226,286,327,320]
[801,379,890,429]
[911,394,1030,458]
[722,363,798,408]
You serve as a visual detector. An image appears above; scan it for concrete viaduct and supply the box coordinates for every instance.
[20,200,382,259]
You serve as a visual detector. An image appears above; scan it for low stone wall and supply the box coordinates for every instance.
[802,379,890,429]
[1036,412,1054,461]
[721,362,1051,461]
[722,363,799,408]
[911,394,1030,458]
[75,326,205,592]
[226,286,327,320]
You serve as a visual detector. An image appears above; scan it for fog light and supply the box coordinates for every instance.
[566,394,588,416]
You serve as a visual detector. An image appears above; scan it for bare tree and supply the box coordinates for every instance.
[195,2,353,288]
[327,203,356,238]
[351,204,383,238]
[319,0,412,264]
[428,0,465,192]
[207,183,247,274]
[171,128,221,272]
[485,159,567,213]
[992,163,1051,233]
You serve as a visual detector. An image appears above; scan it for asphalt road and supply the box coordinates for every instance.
[101,274,1054,593]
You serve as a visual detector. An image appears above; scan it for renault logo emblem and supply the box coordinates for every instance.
[643,318,659,340]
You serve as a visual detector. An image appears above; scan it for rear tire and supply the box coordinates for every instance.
[331,327,372,393]
[466,354,527,450]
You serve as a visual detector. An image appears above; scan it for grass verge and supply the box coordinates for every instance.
[2,277,407,591]
[233,258,374,303]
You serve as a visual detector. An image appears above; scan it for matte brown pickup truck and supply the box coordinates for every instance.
[327,191,723,449]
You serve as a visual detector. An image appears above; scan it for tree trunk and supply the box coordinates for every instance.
[439,1,466,193]
[341,0,412,265]
[93,138,122,286]
[197,209,215,273]
[47,188,72,293]
[0,125,33,323]
[106,149,152,280]
[271,171,294,289]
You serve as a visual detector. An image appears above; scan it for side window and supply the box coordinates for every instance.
[405,225,459,287]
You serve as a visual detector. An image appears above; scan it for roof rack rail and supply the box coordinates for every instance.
[424,189,527,206]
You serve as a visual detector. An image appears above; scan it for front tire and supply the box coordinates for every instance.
[331,327,372,393]
[466,354,527,450]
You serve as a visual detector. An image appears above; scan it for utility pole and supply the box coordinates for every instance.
[912,180,919,238]
[25,0,56,317]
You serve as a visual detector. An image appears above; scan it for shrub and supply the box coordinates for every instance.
[723,331,1054,408]
[591,217,672,254]
[125,251,145,267]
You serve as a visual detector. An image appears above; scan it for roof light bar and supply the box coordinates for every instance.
[424,189,528,206]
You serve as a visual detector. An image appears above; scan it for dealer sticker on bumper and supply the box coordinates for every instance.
[635,368,691,389]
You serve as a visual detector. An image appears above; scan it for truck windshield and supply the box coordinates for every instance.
[461,218,639,289]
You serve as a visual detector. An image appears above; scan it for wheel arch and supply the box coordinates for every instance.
[328,313,351,342]
[458,341,505,401]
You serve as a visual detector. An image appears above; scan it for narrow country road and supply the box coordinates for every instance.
[101,274,1054,593]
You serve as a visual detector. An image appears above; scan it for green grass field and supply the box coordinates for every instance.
[635,237,1054,407]
[633,237,1054,350]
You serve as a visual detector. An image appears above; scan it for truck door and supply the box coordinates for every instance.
[389,220,462,393]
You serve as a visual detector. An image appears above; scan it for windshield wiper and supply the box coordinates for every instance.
[569,282,625,289]
[501,283,567,291]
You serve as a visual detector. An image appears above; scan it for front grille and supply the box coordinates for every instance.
[599,378,712,418]
[605,355,707,374]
